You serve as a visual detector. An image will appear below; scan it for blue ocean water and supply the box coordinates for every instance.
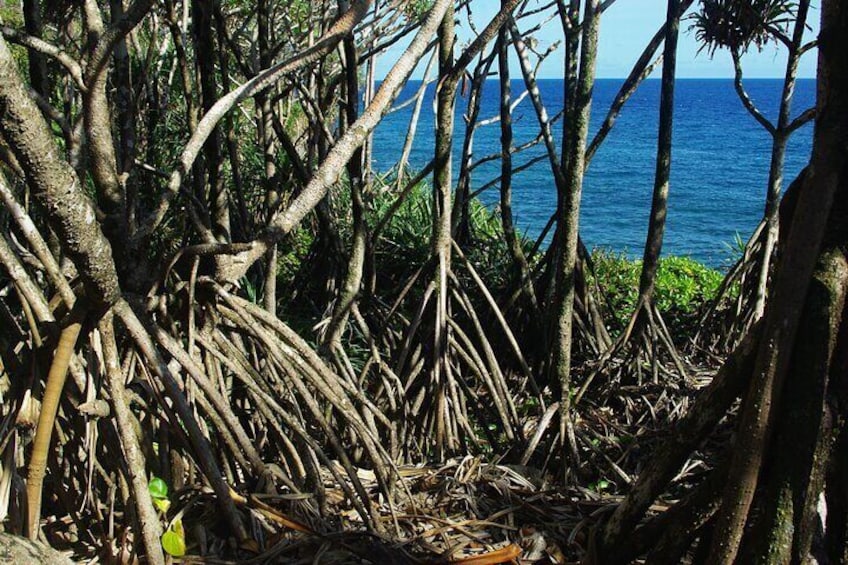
[371,78,815,267]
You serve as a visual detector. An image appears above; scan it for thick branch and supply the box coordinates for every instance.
[215,0,523,282]
[0,34,120,306]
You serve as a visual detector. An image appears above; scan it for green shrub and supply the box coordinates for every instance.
[591,249,724,334]
[370,177,514,296]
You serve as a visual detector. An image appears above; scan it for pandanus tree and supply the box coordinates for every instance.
[691,0,818,351]
[584,0,690,396]
[586,1,848,560]
[0,1,453,559]
[370,0,540,460]
[463,0,703,480]
[0,0,842,561]
[0,1,561,558]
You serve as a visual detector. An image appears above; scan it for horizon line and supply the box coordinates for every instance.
[382,76,817,81]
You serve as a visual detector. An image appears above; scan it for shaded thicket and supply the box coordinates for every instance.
[0,0,840,563]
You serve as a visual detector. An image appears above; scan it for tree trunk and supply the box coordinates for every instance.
[742,249,846,563]
[708,1,848,560]
[636,0,680,309]
[193,0,230,242]
[431,2,457,458]
[751,0,812,322]
[497,25,538,317]
[324,8,368,350]
[553,0,600,478]
[0,33,121,306]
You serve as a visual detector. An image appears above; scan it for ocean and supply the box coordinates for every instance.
[370,78,815,267]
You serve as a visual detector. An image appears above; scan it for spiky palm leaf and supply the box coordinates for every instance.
[690,0,797,54]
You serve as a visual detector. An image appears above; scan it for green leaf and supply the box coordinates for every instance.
[153,497,171,514]
[162,520,186,557]
[148,476,168,500]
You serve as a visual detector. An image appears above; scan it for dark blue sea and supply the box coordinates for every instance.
[371,79,815,267]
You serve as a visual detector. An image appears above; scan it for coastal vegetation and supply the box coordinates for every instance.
[0,0,844,564]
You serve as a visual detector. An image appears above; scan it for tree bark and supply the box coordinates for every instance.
[0,33,121,307]
[742,249,846,563]
[708,2,848,560]
[553,0,600,477]
[636,0,680,312]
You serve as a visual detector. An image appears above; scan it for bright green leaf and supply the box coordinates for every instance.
[153,497,171,514]
[148,476,168,500]
[162,520,186,557]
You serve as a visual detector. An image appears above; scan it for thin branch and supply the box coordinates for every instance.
[0,26,85,89]
[134,0,373,242]
[731,49,777,136]
[786,106,815,134]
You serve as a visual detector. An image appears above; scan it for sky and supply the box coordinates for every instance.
[376,1,820,79]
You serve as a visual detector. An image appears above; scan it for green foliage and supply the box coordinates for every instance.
[371,179,435,280]
[0,1,23,29]
[592,250,642,323]
[149,476,184,555]
[148,476,168,500]
[161,519,186,557]
[656,255,725,311]
[371,177,513,292]
[148,476,171,514]
[591,249,724,331]
[402,0,435,21]
[689,0,797,55]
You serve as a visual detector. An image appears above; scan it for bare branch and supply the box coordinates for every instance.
[787,106,816,134]
[0,26,85,89]
[732,48,777,136]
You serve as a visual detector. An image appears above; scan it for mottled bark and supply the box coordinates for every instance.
[636,0,680,311]
[744,250,846,563]
[553,0,600,476]
[0,533,72,564]
[0,34,120,306]
[708,2,847,560]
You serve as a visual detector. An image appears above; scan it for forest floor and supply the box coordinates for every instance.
[152,361,723,564]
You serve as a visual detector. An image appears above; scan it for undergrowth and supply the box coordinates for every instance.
[273,172,730,352]
[591,248,727,337]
